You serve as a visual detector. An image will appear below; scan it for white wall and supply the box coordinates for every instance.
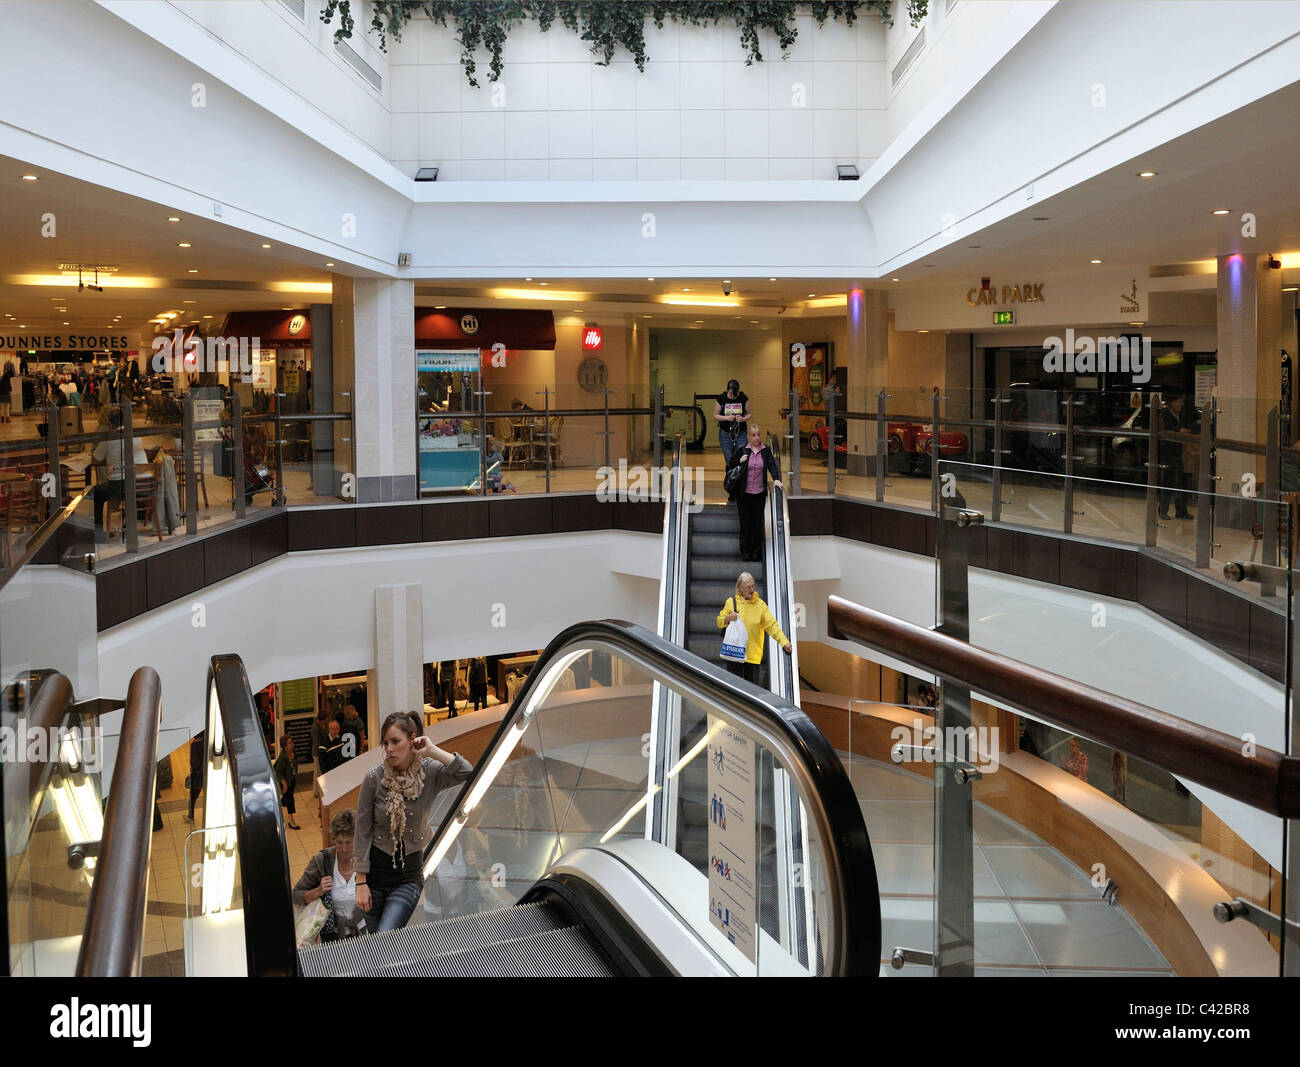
[386,12,889,181]
[96,530,661,742]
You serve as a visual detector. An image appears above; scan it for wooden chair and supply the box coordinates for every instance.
[531,416,563,469]
[2,475,40,569]
[166,445,209,512]
[105,472,162,544]
[496,417,531,470]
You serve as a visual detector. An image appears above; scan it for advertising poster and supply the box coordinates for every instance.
[706,714,758,963]
[789,343,844,439]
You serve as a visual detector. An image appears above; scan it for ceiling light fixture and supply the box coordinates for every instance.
[188,269,198,273]
[178,242,191,248]
[21,174,37,182]
[261,243,272,249]
[168,216,181,222]
[1090,258,1102,264]
[325,262,335,268]
[415,167,439,182]
[836,164,860,181]
[1137,171,1157,178]
[1212,209,1230,215]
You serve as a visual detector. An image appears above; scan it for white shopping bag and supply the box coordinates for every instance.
[720,601,748,663]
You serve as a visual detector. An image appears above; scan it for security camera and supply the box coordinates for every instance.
[722,280,732,296]
[1268,255,1282,270]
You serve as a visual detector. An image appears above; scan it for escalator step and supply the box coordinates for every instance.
[689,534,745,558]
[693,508,740,533]
[298,901,579,976]
[690,559,762,583]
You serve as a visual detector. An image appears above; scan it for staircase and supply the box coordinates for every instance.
[297,900,615,977]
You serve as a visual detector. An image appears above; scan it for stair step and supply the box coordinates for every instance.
[297,902,614,977]
[689,534,744,559]
[690,559,761,583]
[692,511,740,534]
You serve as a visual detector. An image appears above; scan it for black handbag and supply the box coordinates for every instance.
[724,453,748,494]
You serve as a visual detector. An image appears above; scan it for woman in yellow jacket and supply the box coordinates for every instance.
[717,571,791,684]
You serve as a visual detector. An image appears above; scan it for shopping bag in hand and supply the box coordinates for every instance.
[720,600,748,663]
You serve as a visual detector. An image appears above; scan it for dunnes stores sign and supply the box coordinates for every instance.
[966,282,1046,307]
[2,334,131,350]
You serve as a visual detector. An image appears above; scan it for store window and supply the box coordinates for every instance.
[418,349,483,493]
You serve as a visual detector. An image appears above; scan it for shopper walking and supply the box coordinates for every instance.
[713,378,751,473]
[438,658,458,718]
[274,734,302,830]
[0,363,12,424]
[729,424,782,561]
[716,571,791,685]
[1157,391,1192,520]
[468,656,489,712]
[354,711,473,933]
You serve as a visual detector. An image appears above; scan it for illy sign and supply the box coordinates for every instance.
[582,326,603,351]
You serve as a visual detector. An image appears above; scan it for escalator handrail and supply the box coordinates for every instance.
[656,433,687,645]
[76,666,161,977]
[424,617,881,976]
[207,653,297,975]
[827,594,1300,818]
[18,671,75,822]
[765,433,799,705]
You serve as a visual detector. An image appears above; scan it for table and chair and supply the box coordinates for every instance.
[494,414,564,471]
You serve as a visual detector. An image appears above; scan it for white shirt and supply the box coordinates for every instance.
[331,857,357,924]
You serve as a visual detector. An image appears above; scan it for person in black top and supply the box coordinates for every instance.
[714,379,751,472]
[1157,391,1192,520]
[318,720,347,773]
[732,424,783,561]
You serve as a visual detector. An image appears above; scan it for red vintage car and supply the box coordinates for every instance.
[807,421,969,467]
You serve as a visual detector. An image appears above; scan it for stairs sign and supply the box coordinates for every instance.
[706,715,758,963]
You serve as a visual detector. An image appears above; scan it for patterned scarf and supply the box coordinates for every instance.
[381,756,425,867]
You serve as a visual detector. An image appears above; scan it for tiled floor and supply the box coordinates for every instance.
[845,757,1175,977]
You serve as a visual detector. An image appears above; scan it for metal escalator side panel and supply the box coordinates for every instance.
[205,654,297,976]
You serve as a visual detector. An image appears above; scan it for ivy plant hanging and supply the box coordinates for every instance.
[320,1,929,87]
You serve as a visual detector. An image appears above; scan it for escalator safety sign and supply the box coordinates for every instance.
[707,715,757,963]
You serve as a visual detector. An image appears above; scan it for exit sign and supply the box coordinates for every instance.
[993,311,1015,325]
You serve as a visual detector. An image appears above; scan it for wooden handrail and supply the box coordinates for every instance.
[76,666,161,977]
[827,595,1300,818]
[21,671,75,817]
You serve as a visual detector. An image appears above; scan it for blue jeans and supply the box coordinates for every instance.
[719,427,743,469]
[363,880,422,933]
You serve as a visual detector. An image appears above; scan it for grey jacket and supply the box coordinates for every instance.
[354,754,473,873]
[293,846,341,909]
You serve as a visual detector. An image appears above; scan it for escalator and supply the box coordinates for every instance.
[201,613,880,976]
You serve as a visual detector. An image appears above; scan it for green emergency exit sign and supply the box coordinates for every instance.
[993,310,1015,325]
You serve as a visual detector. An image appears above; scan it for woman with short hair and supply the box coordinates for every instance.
[294,810,364,940]
[717,571,791,685]
[353,712,473,932]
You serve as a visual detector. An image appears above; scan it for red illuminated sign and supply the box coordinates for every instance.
[582,326,602,351]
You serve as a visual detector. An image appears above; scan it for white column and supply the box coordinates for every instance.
[844,288,889,477]
[373,584,424,741]
[334,277,416,502]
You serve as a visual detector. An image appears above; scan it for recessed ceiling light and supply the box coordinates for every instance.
[202,315,213,318]
[917,330,930,334]
[723,280,731,284]
[20,174,37,182]
[434,305,447,309]
[281,307,293,311]
[62,321,69,326]
[539,281,548,286]
[178,242,191,248]
[182,299,195,304]
[808,293,816,297]
[1128,321,1146,326]
[18,324,25,328]
[572,309,583,313]
[1212,209,1230,215]
[749,320,759,324]
[325,262,335,267]
[769,277,777,282]
[1137,171,1157,178]
[525,277,533,282]
[682,287,691,292]
[188,269,198,273]
[1284,286,1298,293]
[1032,216,1049,221]
[167,216,181,222]
[892,277,900,282]
[1090,258,1102,264]
[647,276,655,281]
[261,243,272,249]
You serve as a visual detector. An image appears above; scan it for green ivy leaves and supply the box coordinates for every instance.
[320,1,926,87]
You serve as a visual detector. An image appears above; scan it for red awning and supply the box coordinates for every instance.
[415,308,555,350]
[220,310,311,345]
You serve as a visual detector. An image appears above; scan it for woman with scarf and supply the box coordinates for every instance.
[353,711,474,932]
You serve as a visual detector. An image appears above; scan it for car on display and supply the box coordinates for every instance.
[805,420,970,472]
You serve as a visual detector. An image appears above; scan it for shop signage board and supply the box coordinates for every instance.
[417,350,480,373]
[706,714,758,963]
[192,397,224,442]
[281,677,316,713]
[1194,362,1217,408]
